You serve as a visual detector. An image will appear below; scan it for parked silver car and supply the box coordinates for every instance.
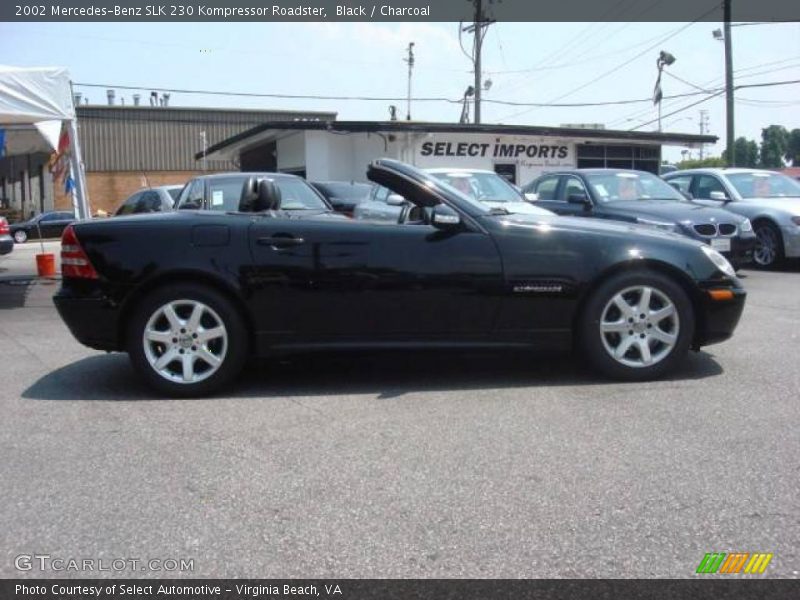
[664,168,800,267]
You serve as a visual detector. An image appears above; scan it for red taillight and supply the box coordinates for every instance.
[0,218,8,235]
[61,224,98,279]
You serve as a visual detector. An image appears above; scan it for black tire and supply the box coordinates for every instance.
[13,230,27,244]
[578,269,695,381]
[752,220,784,269]
[126,283,248,397]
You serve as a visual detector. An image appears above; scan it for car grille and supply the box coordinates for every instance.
[693,223,738,237]
[694,224,717,236]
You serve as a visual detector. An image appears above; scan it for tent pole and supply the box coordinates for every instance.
[67,81,90,219]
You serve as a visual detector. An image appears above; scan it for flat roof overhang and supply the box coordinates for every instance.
[197,120,718,162]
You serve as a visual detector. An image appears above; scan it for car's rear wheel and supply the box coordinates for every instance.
[579,270,694,381]
[752,221,783,268]
[13,230,27,244]
[127,284,247,397]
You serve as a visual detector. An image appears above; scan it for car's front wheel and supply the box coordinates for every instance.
[13,230,27,244]
[752,221,783,268]
[579,270,694,381]
[127,284,248,397]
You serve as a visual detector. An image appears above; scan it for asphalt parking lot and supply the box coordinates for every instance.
[0,244,798,578]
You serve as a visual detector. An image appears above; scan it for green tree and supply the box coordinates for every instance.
[676,156,726,169]
[786,128,800,166]
[759,125,789,168]
[723,137,759,168]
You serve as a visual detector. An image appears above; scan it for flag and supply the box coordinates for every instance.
[0,129,5,158]
[653,72,663,105]
[64,175,75,194]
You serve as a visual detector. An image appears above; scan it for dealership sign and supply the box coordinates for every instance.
[415,134,575,168]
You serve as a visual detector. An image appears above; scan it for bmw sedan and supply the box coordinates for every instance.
[663,168,800,268]
[524,169,756,269]
[54,159,745,397]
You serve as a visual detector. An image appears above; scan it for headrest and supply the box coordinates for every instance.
[238,177,282,212]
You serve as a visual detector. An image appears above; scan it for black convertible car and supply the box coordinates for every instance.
[523,169,756,268]
[54,159,746,396]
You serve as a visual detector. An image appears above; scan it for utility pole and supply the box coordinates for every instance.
[404,42,415,121]
[699,109,709,159]
[462,0,493,124]
[723,0,735,166]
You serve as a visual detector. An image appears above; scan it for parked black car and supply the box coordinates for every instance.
[10,210,76,243]
[523,169,756,268]
[309,181,372,216]
[54,159,745,397]
[115,185,183,216]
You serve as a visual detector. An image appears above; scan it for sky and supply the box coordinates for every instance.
[1,20,798,162]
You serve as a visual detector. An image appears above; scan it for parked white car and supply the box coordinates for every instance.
[664,168,800,267]
[425,168,554,216]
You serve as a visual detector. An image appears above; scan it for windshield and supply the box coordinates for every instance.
[429,171,523,204]
[314,182,371,201]
[584,171,687,203]
[726,172,800,198]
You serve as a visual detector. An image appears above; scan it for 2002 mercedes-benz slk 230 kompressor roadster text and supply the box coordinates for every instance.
[54,159,746,396]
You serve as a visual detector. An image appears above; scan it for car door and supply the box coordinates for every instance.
[245,171,504,344]
[38,213,62,238]
[527,174,567,214]
[690,174,732,207]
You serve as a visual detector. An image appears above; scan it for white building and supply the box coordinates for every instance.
[199,121,716,185]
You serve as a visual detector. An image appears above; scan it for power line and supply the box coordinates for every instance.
[498,2,720,122]
[627,79,800,130]
[73,81,718,109]
[606,55,800,127]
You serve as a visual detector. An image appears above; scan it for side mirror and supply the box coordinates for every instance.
[386,193,406,206]
[431,204,462,231]
[709,190,729,202]
[524,192,538,202]
[567,191,591,207]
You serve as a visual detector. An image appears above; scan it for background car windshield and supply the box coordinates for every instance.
[316,182,371,201]
[430,172,521,204]
[726,172,800,198]
[276,179,329,210]
[585,172,687,203]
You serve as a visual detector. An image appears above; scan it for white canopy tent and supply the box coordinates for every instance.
[0,66,90,219]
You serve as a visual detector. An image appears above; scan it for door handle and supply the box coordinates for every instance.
[257,235,305,248]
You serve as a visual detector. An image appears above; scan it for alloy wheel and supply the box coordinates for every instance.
[753,225,779,266]
[14,230,27,243]
[142,299,228,384]
[599,285,680,369]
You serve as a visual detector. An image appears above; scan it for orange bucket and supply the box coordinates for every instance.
[36,253,56,277]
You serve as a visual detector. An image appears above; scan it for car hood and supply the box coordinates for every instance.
[740,197,800,215]
[483,200,554,216]
[488,212,700,246]
[601,200,744,223]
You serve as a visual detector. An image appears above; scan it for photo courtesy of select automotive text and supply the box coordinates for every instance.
[1,0,799,598]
